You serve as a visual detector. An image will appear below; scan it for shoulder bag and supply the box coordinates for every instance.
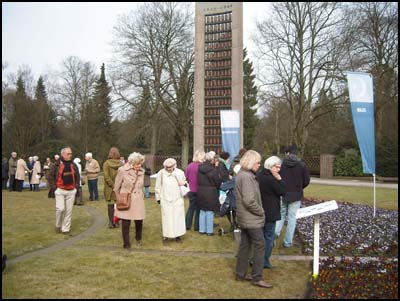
[116,177,136,210]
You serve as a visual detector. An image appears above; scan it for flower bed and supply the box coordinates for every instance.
[297,199,398,299]
[305,256,398,299]
[296,199,398,257]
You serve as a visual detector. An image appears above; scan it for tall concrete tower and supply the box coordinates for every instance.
[194,2,243,154]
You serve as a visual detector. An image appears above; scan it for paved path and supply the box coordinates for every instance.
[311,177,398,189]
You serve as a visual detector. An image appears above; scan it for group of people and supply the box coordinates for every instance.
[3,145,310,289]
[234,146,309,288]
[2,152,42,192]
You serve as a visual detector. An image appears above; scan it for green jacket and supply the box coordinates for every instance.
[103,159,123,202]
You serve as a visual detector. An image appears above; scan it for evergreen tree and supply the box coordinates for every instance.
[88,64,112,162]
[34,76,57,143]
[3,76,38,155]
[243,48,259,149]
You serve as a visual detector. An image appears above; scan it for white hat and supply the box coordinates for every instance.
[73,158,81,164]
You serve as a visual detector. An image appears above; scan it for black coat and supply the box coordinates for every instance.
[280,154,310,203]
[196,162,223,211]
[2,159,9,179]
[257,168,286,222]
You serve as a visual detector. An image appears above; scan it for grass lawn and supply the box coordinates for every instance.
[304,184,398,210]
[2,178,397,298]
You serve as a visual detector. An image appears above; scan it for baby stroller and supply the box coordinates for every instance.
[218,178,238,236]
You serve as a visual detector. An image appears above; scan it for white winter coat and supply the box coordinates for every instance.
[155,168,186,238]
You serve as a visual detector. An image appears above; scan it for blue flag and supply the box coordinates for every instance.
[346,72,375,174]
[220,110,240,159]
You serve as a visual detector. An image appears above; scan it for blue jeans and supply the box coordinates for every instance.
[185,192,200,231]
[263,222,276,267]
[88,179,99,201]
[144,186,150,198]
[275,200,301,247]
[199,210,214,234]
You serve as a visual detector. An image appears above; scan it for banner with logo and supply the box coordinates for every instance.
[346,72,375,174]
[220,110,240,158]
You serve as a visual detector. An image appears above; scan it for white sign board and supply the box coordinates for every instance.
[294,200,338,277]
[296,200,338,219]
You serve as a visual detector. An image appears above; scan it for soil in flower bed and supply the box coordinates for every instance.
[296,199,398,257]
[304,256,398,299]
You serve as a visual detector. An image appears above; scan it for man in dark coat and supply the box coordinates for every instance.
[275,145,310,248]
[2,157,9,190]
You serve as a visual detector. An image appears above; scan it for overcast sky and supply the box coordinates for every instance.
[2,2,269,80]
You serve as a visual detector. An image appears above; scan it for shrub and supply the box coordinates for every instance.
[334,149,363,176]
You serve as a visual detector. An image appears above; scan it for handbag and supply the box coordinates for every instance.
[179,185,190,197]
[116,179,136,210]
[116,193,131,210]
[174,174,189,197]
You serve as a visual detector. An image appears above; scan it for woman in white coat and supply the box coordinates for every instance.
[155,158,187,244]
[30,156,42,191]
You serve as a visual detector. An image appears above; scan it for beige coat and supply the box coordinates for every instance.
[15,159,30,181]
[84,158,100,180]
[114,164,145,220]
[30,161,42,184]
[155,168,186,238]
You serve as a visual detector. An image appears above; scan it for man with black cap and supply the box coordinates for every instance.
[275,145,310,248]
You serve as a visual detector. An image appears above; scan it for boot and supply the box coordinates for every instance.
[107,204,115,228]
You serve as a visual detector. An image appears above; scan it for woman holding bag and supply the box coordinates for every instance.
[155,158,187,244]
[114,152,146,250]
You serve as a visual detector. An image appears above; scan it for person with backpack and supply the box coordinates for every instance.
[275,145,310,248]
[50,147,80,235]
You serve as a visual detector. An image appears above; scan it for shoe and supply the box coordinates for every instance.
[108,223,114,229]
[123,244,131,250]
[206,233,214,236]
[136,240,142,246]
[62,231,72,236]
[199,232,206,235]
[55,227,61,233]
[162,237,168,245]
[236,274,252,281]
[283,244,292,248]
[264,264,274,269]
[252,279,273,288]
[175,237,182,243]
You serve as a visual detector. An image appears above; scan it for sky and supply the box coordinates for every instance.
[2,2,269,80]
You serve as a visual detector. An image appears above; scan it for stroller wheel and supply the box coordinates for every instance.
[218,228,224,236]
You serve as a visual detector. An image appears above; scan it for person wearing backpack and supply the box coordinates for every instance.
[50,147,80,235]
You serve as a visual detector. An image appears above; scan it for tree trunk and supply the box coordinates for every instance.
[150,123,157,155]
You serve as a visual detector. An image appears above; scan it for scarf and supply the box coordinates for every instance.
[61,159,74,185]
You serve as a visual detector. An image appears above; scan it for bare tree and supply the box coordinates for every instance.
[51,56,97,152]
[348,2,398,144]
[255,2,350,154]
[112,2,194,167]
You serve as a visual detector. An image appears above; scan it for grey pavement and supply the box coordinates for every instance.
[310,177,398,189]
